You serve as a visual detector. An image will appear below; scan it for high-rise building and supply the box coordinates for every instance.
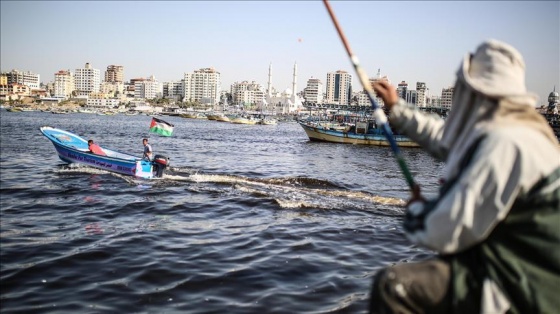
[303,77,323,104]
[105,65,124,83]
[183,67,221,106]
[416,82,427,107]
[397,81,408,100]
[325,70,352,105]
[406,90,417,105]
[74,63,100,97]
[163,81,184,100]
[134,75,162,99]
[53,70,74,99]
[3,69,40,89]
[440,86,454,109]
[230,80,265,107]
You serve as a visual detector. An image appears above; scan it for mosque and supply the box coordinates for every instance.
[262,63,304,114]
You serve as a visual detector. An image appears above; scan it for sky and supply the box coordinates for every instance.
[1,1,558,105]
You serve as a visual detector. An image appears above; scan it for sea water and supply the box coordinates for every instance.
[0,110,443,313]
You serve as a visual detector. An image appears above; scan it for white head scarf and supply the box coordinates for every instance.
[440,39,558,180]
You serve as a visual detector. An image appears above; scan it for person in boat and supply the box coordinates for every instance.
[87,139,107,156]
[369,39,560,314]
[142,138,153,161]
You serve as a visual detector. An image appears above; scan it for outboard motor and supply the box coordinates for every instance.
[152,154,170,178]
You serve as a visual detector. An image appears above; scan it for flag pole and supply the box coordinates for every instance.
[322,0,416,191]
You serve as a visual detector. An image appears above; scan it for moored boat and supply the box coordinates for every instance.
[214,113,231,122]
[40,126,170,179]
[258,117,278,125]
[180,113,198,119]
[230,115,258,125]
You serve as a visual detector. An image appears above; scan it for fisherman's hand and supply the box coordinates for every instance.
[372,81,399,111]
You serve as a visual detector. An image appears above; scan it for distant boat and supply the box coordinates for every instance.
[206,113,219,120]
[230,115,258,125]
[258,117,278,125]
[298,119,419,147]
[214,113,231,122]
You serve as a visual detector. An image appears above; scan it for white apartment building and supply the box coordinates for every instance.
[105,65,124,83]
[325,70,352,105]
[429,96,441,107]
[86,97,120,108]
[183,67,221,105]
[357,91,370,107]
[74,63,100,97]
[416,82,427,107]
[230,80,265,107]
[440,86,454,109]
[303,77,323,104]
[135,75,163,99]
[163,81,184,100]
[53,70,74,100]
[3,69,40,89]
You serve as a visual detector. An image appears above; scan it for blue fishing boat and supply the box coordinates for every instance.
[40,126,170,179]
[298,120,419,147]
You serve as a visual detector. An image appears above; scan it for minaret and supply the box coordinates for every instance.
[267,63,272,97]
[292,62,297,99]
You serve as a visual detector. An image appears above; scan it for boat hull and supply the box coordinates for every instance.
[40,126,156,178]
[299,122,419,147]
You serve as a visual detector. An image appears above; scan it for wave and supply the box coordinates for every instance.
[53,164,405,213]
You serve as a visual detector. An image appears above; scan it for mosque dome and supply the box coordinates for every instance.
[284,88,292,96]
[548,88,559,104]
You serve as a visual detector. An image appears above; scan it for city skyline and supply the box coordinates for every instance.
[1,1,558,104]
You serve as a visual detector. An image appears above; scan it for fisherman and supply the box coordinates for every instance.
[369,39,560,314]
[142,138,153,161]
[87,139,107,156]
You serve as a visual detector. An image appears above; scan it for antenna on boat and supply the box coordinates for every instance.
[322,0,417,191]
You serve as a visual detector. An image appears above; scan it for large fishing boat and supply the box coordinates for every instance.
[40,126,170,179]
[298,119,419,147]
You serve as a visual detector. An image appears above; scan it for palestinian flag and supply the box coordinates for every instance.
[149,117,174,136]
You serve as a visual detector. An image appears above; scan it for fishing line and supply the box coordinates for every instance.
[322,0,416,191]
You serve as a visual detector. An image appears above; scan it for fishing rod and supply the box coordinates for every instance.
[322,0,416,191]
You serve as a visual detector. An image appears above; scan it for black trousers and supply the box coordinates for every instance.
[369,259,452,314]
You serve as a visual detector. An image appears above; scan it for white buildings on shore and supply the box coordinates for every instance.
[2,69,41,89]
[303,77,323,105]
[54,70,74,99]
[74,63,100,98]
[230,80,265,109]
[134,75,163,100]
[183,67,221,106]
[1,59,462,110]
